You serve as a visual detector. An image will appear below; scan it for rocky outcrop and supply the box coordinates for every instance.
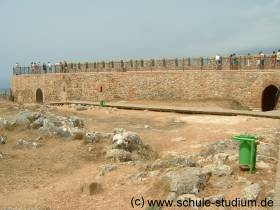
[106,131,157,162]
[150,154,196,170]
[105,149,132,162]
[85,131,113,143]
[161,167,211,196]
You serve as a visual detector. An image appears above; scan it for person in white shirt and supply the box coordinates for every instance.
[260,52,265,69]
[215,54,222,70]
[277,49,280,65]
[247,53,252,67]
[215,55,221,63]
[47,62,53,72]
[14,63,20,75]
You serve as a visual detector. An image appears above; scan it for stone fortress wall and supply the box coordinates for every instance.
[11,67,280,111]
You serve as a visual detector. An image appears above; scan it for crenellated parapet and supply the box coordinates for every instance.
[13,55,280,75]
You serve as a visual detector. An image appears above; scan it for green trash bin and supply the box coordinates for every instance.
[99,100,105,107]
[232,134,258,174]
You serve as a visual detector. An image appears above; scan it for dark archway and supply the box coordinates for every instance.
[36,88,43,103]
[262,85,278,111]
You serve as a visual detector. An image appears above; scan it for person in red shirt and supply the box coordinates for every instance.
[271,51,277,69]
[228,54,233,70]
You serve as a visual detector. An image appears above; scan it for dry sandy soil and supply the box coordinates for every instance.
[0,100,279,210]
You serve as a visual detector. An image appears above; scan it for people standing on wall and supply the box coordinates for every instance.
[277,50,280,67]
[256,52,261,69]
[47,62,52,72]
[43,63,47,73]
[14,63,20,75]
[33,62,37,74]
[215,54,222,70]
[232,53,238,70]
[271,51,277,69]
[59,61,64,73]
[260,51,265,69]
[28,62,32,74]
[32,62,36,73]
[31,62,34,74]
[55,62,60,73]
[63,60,68,73]
[38,62,42,73]
[247,53,253,68]
[228,54,233,70]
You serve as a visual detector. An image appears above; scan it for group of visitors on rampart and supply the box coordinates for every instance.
[214,50,280,70]
[13,50,280,75]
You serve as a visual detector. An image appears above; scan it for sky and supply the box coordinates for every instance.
[0,0,280,88]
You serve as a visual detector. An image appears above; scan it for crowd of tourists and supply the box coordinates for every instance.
[215,50,280,70]
[14,60,69,74]
[13,50,280,75]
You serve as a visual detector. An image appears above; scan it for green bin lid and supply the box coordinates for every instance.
[232,134,257,141]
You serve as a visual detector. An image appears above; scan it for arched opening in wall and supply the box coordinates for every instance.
[261,85,278,111]
[99,86,103,93]
[36,88,43,103]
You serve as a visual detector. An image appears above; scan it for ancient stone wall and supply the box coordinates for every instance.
[11,70,280,110]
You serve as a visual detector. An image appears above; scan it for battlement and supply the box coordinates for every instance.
[13,55,280,75]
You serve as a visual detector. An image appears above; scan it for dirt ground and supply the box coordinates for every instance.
[0,100,279,210]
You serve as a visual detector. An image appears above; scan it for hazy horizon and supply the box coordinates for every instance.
[1,0,280,88]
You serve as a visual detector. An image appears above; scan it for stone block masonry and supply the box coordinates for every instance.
[11,70,280,110]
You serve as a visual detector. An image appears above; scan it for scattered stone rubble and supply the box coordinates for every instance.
[203,164,233,176]
[0,110,85,140]
[15,139,42,149]
[135,140,237,200]
[243,183,262,200]
[0,152,7,159]
[37,115,85,139]
[85,131,113,143]
[0,106,278,204]
[98,164,117,176]
[149,154,196,170]
[0,109,157,165]
[0,135,7,144]
[0,117,16,130]
[137,128,279,202]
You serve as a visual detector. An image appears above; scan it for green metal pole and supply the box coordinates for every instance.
[250,141,255,174]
